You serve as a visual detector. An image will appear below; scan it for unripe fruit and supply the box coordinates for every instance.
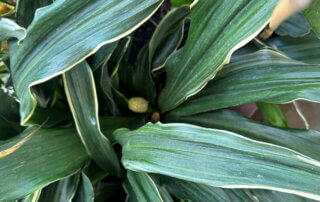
[151,111,160,123]
[128,97,149,113]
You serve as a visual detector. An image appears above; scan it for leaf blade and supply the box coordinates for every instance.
[125,171,163,202]
[158,0,278,112]
[0,127,88,201]
[63,62,120,176]
[0,18,26,43]
[115,122,320,200]
[9,0,163,125]
[168,49,320,117]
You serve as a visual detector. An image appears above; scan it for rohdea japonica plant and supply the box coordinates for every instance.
[1,0,320,201]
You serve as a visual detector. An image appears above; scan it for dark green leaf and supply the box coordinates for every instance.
[275,13,310,37]
[168,49,320,117]
[164,109,320,162]
[87,41,118,72]
[115,122,320,200]
[158,0,278,112]
[0,89,23,139]
[63,62,120,176]
[250,190,315,202]
[100,37,131,115]
[125,170,163,202]
[72,173,94,202]
[268,31,320,64]
[15,0,53,27]
[157,185,173,202]
[100,115,146,145]
[19,190,42,202]
[38,173,80,202]
[9,0,163,125]
[154,175,250,202]
[133,45,157,103]
[0,127,88,201]
[149,6,190,70]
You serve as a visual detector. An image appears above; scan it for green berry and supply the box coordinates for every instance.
[128,97,149,113]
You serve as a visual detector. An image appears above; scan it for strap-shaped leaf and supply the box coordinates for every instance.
[88,42,118,72]
[157,186,173,202]
[125,170,163,202]
[133,6,189,103]
[154,175,250,201]
[158,0,278,112]
[0,125,41,159]
[268,31,320,64]
[275,13,311,38]
[73,172,94,202]
[100,37,131,115]
[19,190,42,202]
[9,0,163,125]
[63,62,120,176]
[154,175,314,202]
[114,122,320,200]
[0,127,88,201]
[133,45,157,103]
[149,6,189,70]
[303,1,320,37]
[169,49,320,117]
[0,89,23,139]
[15,0,52,27]
[0,18,26,43]
[38,173,80,202]
[250,190,315,202]
[164,109,320,162]
[100,116,146,145]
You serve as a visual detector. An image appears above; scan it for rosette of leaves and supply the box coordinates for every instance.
[1,0,320,201]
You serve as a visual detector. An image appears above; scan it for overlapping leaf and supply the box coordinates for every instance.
[149,6,189,71]
[115,122,320,200]
[100,116,146,145]
[88,42,118,72]
[275,13,310,37]
[0,18,26,43]
[153,175,250,201]
[158,0,278,112]
[0,89,23,139]
[133,45,157,103]
[125,171,163,202]
[99,37,131,115]
[63,62,120,176]
[15,0,52,27]
[268,31,320,64]
[73,173,94,202]
[0,127,87,201]
[165,109,320,162]
[19,190,42,202]
[154,175,314,202]
[9,0,163,125]
[168,49,320,117]
[38,173,80,202]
